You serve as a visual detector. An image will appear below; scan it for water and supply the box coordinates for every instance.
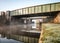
[0,34,24,43]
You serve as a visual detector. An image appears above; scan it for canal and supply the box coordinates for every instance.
[0,34,24,43]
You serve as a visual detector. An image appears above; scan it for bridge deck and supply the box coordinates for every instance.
[10,2,60,16]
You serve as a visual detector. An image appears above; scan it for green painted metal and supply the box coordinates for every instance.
[10,2,60,16]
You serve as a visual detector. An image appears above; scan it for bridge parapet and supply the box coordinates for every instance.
[10,2,60,16]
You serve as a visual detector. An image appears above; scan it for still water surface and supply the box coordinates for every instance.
[0,34,24,43]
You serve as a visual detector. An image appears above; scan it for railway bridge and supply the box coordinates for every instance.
[0,2,60,43]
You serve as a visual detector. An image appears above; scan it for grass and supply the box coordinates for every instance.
[42,23,60,43]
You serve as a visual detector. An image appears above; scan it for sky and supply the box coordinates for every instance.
[0,0,60,11]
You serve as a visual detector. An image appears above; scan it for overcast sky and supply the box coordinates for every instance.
[0,0,60,11]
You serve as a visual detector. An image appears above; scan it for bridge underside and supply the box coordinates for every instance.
[12,11,60,18]
[10,11,60,31]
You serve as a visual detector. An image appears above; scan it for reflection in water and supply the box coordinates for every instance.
[0,34,24,43]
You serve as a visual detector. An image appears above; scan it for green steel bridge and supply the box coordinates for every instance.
[0,2,60,43]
